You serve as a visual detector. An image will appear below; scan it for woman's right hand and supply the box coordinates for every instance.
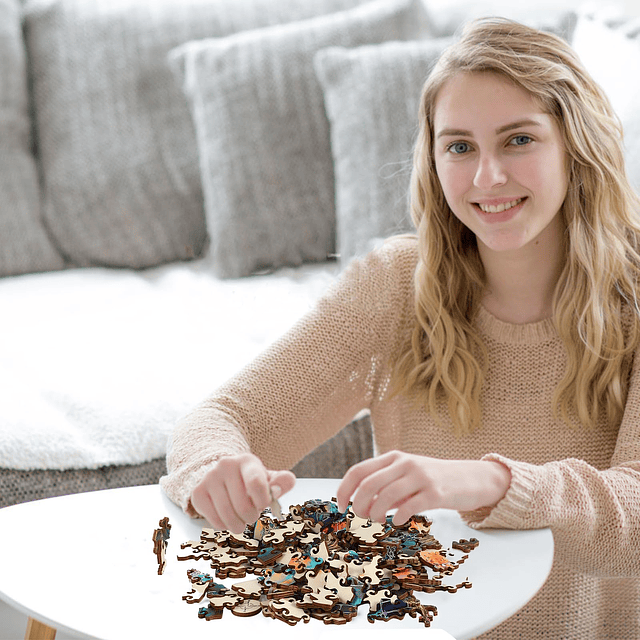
[190,452,296,533]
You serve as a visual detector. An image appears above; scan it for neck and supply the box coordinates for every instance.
[479,220,565,325]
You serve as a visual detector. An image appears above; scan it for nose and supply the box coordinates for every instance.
[473,153,508,190]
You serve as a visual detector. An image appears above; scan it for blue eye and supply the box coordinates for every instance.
[447,141,471,154]
[510,135,532,146]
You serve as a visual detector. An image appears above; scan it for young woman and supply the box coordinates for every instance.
[162,18,640,638]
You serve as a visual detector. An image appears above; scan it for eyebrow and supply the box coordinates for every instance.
[436,118,543,139]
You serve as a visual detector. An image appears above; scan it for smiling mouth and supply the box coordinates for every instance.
[476,198,525,213]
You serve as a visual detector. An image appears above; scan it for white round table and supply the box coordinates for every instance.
[0,479,553,639]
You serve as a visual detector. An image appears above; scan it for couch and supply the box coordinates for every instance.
[1,0,638,508]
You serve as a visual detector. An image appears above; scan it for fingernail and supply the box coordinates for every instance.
[271,485,282,500]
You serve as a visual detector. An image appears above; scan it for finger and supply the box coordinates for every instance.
[215,475,248,533]
[391,490,431,526]
[216,461,262,532]
[350,462,407,521]
[232,465,270,527]
[337,452,397,512]
[239,457,271,515]
[368,475,423,523]
[191,483,225,530]
[267,470,296,499]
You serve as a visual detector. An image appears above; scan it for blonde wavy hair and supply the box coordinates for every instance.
[394,17,640,434]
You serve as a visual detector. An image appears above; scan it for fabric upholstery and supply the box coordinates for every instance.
[23,0,370,269]
[314,38,450,265]
[0,414,372,506]
[0,0,64,277]
[169,0,434,278]
[0,458,167,508]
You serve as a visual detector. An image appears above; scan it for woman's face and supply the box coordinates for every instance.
[433,72,569,256]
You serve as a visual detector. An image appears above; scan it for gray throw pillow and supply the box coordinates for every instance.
[23,0,370,269]
[314,38,451,265]
[169,0,434,278]
[0,0,64,277]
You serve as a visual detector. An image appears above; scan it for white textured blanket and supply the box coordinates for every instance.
[0,259,338,470]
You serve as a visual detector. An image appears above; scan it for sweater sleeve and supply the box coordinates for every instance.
[160,237,416,515]
[460,349,640,579]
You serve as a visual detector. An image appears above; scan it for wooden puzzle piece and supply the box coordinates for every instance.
[231,578,262,599]
[351,558,386,586]
[367,596,412,623]
[287,550,324,576]
[407,515,433,535]
[209,546,247,568]
[215,565,249,580]
[341,505,367,527]
[177,539,218,561]
[325,576,356,605]
[261,520,305,546]
[254,544,285,566]
[261,564,297,588]
[263,598,310,626]
[324,602,358,624]
[452,537,480,553]
[206,588,242,610]
[363,587,393,612]
[325,557,349,581]
[197,603,224,621]
[415,603,439,626]
[230,598,262,617]
[183,569,216,604]
[392,564,420,584]
[348,520,390,547]
[175,495,478,629]
[263,584,300,600]
[253,516,276,542]
[300,571,339,611]
[402,593,438,626]
[152,517,171,575]
[227,531,260,555]
[296,530,323,547]
[419,549,456,573]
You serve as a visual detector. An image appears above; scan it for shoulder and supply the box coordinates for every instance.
[318,234,418,316]
[340,234,419,288]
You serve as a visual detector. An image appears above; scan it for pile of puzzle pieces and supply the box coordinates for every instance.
[177,498,479,626]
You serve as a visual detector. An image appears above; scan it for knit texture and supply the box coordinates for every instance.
[168,0,433,277]
[23,0,370,269]
[0,0,64,276]
[162,235,640,639]
[314,38,449,264]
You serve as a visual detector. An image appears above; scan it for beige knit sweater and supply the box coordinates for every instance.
[162,236,640,639]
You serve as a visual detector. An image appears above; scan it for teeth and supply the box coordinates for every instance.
[477,198,523,213]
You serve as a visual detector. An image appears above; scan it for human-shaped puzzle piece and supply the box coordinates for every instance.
[152,517,171,575]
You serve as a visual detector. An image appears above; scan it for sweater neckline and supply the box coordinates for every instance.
[475,304,557,344]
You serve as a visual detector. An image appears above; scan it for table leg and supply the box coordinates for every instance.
[25,617,57,640]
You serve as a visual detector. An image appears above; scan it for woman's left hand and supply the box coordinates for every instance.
[336,450,511,525]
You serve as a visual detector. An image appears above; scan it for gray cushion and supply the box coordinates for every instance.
[169,0,434,278]
[0,0,64,277]
[0,458,167,508]
[23,0,370,269]
[314,38,450,265]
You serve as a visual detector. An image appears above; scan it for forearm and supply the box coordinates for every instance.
[461,453,640,578]
[161,400,251,515]
[337,452,512,524]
